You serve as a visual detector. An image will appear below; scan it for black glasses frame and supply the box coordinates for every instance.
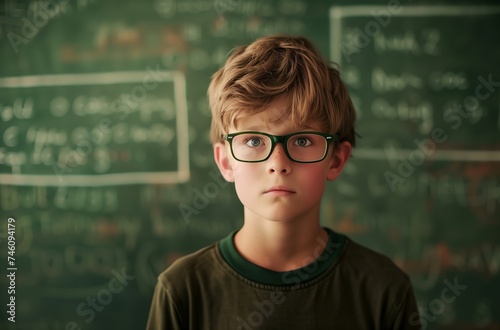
[223,131,339,163]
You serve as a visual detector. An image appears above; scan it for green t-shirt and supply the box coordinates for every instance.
[146,228,421,329]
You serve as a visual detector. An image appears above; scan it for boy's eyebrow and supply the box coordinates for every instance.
[238,126,262,131]
[241,126,265,132]
[238,125,318,132]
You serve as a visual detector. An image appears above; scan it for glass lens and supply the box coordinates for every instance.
[286,133,327,162]
[231,133,272,161]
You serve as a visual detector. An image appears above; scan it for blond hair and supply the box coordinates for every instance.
[208,35,357,148]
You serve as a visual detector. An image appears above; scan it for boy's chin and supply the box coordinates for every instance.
[245,208,312,224]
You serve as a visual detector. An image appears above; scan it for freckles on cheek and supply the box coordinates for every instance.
[231,164,262,197]
[231,164,245,179]
[232,168,258,205]
[231,164,256,186]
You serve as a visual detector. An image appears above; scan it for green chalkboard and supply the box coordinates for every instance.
[1,0,499,329]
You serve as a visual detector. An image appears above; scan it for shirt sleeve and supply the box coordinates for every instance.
[146,278,184,330]
[389,283,422,330]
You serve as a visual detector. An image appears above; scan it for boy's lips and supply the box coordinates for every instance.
[263,186,296,194]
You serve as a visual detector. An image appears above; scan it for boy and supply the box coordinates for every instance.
[147,35,420,329]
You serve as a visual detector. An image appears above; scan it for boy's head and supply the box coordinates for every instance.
[209,35,356,222]
[208,35,357,149]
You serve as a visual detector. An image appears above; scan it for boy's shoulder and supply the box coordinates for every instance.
[341,237,411,287]
[158,243,218,282]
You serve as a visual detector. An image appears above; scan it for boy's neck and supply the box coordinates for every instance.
[234,209,329,272]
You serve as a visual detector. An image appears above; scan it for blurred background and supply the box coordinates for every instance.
[0,0,499,329]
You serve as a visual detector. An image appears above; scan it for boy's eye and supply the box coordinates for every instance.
[245,137,264,147]
[293,137,312,147]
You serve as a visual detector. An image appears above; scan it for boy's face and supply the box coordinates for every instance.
[214,97,351,223]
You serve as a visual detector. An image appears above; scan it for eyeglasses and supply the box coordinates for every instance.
[223,131,338,163]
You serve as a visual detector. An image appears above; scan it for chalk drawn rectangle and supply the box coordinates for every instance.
[329,5,500,161]
[0,71,189,186]
[330,5,500,65]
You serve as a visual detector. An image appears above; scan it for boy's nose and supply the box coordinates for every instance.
[266,143,292,174]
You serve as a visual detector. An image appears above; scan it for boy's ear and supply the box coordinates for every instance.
[326,141,352,181]
[213,142,235,182]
